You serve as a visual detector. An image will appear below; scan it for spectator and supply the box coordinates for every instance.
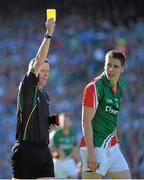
[50,112,80,178]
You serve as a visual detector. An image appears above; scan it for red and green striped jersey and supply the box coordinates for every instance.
[80,72,123,148]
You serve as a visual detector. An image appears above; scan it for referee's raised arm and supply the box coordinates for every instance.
[32,19,55,77]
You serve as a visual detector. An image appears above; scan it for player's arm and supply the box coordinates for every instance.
[82,106,96,153]
[50,143,65,160]
[81,83,99,172]
[31,19,55,76]
[52,143,65,160]
[82,106,98,171]
[71,145,81,161]
[52,132,66,160]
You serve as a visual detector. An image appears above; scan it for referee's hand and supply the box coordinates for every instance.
[49,124,58,130]
[45,19,55,37]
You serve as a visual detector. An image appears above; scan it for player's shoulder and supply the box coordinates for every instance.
[52,127,61,137]
[20,70,38,86]
[84,74,103,91]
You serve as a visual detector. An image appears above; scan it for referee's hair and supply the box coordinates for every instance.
[105,50,126,66]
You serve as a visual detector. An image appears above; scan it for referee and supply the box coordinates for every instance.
[11,19,57,179]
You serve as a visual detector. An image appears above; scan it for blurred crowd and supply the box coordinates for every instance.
[0,6,144,178]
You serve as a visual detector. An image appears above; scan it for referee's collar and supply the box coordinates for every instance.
[37,86,44,93]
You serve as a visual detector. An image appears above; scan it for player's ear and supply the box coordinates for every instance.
[37,75,39,82]
[121,66,124,73]
[104,63,106,70]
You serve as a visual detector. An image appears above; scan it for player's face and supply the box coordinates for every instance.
[63,117,72,129]
[104,57,124,84]
[60,116,72,129]
[38,62,50,88]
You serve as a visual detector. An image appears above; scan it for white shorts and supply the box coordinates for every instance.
[53,158,77,178]
[80,144,129,176]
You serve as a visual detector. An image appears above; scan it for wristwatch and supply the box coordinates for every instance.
[44,33,52,39]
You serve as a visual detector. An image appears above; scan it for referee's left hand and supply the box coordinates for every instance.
[49,124,58,130]
[45,19,55,37]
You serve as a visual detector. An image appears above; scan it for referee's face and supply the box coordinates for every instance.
[38,62,50,88]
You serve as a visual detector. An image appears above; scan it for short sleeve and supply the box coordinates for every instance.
[20,71,38,97]
[17,71,38,110]
[82,82,97,108]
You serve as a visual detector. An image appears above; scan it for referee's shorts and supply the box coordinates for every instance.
[11,141,54,179]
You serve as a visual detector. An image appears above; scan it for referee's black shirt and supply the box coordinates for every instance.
[16,71,50,144]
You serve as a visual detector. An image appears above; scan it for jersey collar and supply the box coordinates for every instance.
[102,72,119,88]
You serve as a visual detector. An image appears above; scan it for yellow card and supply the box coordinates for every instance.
[46,9,56,21]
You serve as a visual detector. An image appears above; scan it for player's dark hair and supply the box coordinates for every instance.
[105,50,126,66]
